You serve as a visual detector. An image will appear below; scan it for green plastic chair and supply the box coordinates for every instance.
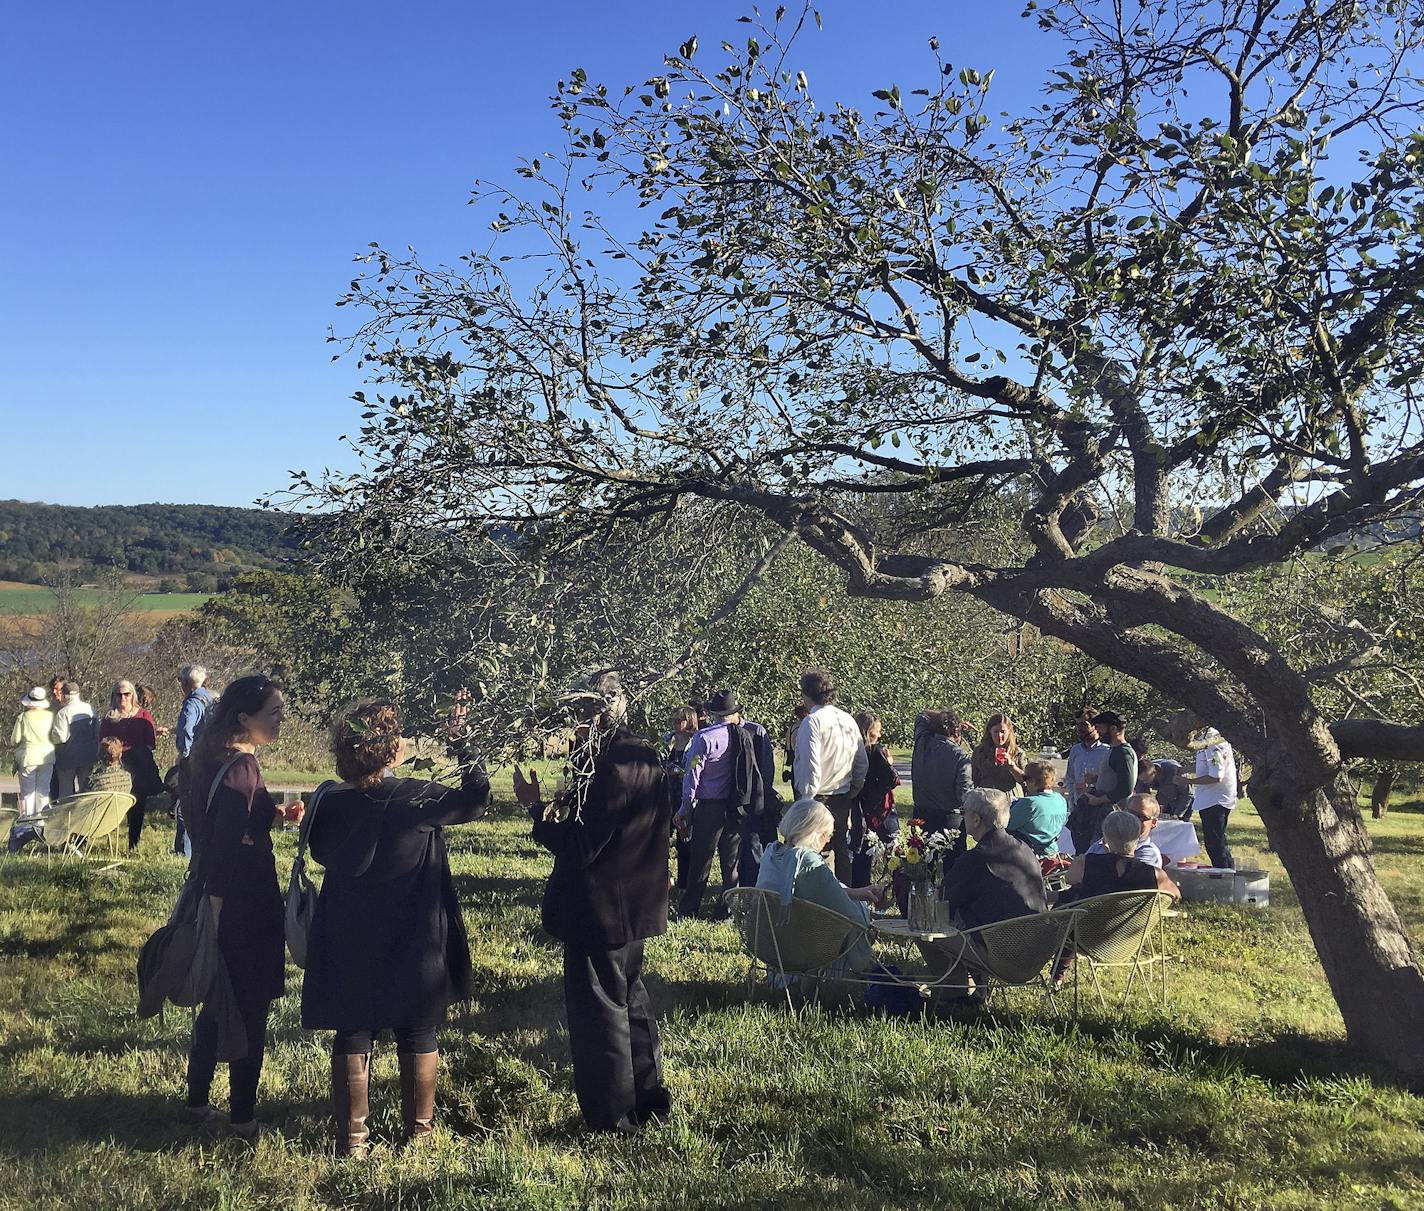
[723,886,872,1011]
[35,792,136,861]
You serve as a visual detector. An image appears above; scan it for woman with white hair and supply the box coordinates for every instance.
[1061,809,1181,903]
[755,797,886,974]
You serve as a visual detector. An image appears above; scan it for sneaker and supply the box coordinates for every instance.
[228,1119,275,1144]
[185,1104,227,1133]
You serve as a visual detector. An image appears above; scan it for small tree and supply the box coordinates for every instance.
[303,2,1424,1073]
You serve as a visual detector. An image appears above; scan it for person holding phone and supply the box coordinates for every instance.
[970,713,1026,795]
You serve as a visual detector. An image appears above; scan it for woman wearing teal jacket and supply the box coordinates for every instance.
[755,797,886,976]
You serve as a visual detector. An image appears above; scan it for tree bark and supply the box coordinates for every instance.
[1251,768,1424,1079]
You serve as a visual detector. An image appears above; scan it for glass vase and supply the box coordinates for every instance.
[907,880,938,931]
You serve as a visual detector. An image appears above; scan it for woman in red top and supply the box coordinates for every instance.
[99,679,160,850]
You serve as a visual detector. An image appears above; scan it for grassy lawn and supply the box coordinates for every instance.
[0,586,209,616]
[0,777,1421,1209]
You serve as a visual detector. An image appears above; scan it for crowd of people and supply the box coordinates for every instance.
[10,659,1240,1152]
[7,666,217,852]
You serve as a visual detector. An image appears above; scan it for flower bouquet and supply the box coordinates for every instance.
[869,820,961,928]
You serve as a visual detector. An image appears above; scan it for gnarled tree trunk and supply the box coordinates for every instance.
[1252,767,1424,1079]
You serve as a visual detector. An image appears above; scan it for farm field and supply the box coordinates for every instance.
[0,584,209,616]
[0,774,1422,1210]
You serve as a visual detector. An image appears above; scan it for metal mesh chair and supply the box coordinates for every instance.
[1062,890,1171,1010]
[724,886,872,1011]
[34,792,135,861]
[920,909,1080,1010]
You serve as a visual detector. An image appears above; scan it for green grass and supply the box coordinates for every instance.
[1,777,1422,1210]
[0,586,210,616]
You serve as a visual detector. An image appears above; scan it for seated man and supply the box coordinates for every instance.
[941,788,1047,931]
[1007,762,1069,858]
[1053,810,1180,986]
[1060,809,1181,904]
[756,797,885,977]
[1085,792,1163,868]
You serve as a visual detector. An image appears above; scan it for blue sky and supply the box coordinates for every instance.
[1,2,1057,508]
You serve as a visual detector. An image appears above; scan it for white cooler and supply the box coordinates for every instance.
[1233,869,1270,907]
[1175,866,1270,907]
[1174,866,1238,904]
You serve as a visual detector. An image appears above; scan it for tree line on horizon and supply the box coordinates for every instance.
[0,500,302,590]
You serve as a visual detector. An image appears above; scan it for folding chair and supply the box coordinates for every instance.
[34,792,136,861]
[723,886,872,1011]
[1063,890,1172,1011]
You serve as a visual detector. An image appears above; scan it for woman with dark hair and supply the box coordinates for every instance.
[850,711,901,887]
[301,700,490,1157]
[663,705,698,891]
[183,674,302,1142]
[970,712,1027,795]
[99,679,162,850]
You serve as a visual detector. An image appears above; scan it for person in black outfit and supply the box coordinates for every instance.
[184,674,304,1143]
[1060,809,1183,904]
[940,788,1047,931]
[664,705,699,891]
[515,672,672,1134]
[301,699,491,1157]
[850,711,901,888]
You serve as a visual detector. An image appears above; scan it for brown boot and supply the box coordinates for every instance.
[332,1052,371,1159]
[398,1050,438,1147]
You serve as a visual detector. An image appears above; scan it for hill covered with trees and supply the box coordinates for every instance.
[0,500,301,590]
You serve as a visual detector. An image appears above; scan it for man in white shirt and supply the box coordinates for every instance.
[793,669,868,882]
[1180,728,1238,869]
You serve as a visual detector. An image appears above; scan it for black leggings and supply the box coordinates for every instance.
[187,995,271,1123]
[331,1026,438,1056]
[126,797,149,850]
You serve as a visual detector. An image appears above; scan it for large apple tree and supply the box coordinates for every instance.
[302,1,1424,1074]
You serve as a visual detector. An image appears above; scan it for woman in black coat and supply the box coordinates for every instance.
[301,700,490,1157]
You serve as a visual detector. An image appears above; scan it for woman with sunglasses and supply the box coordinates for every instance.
[99,679,160,850]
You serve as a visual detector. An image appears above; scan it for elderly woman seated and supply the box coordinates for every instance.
[756,797,885,975]
[1060,809,1181,904]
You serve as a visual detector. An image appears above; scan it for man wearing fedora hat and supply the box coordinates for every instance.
[12,687,57,818]
[674,688,775,919]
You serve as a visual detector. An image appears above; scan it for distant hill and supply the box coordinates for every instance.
[0,500,302,591]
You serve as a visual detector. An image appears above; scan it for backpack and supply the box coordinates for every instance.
[726,724,764,817]
[284,780,333,969]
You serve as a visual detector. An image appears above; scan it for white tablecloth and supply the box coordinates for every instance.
[1058,819,1201,864]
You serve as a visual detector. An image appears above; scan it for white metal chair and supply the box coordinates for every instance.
[34,792,135,861]
[724,886,873,1011]
[1060,890,1172,1011]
